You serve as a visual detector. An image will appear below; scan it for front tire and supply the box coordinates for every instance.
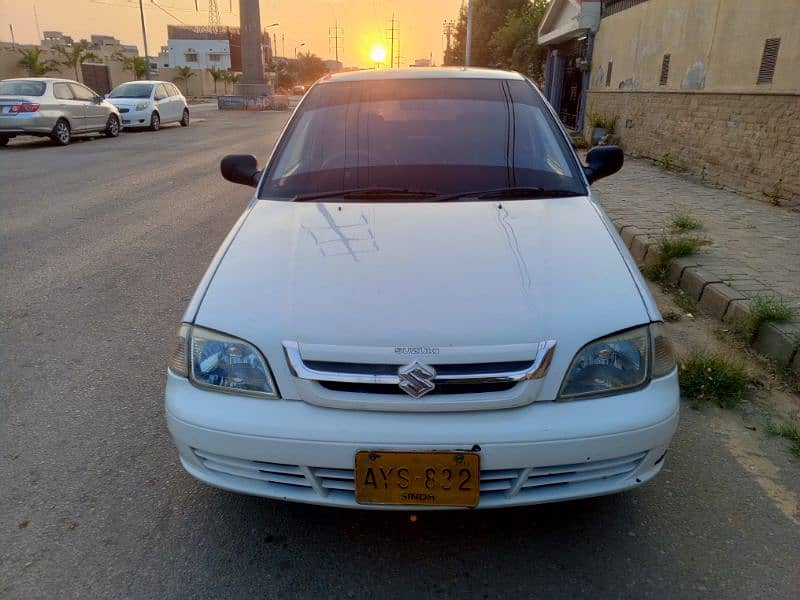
[149,111,160,132]
[51,119,71,146]
[104,114,120,137]
[180,108,190,127]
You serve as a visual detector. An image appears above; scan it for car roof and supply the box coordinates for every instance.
[2,77,77,83]
[319,67,526,84]
[115,80,168,85]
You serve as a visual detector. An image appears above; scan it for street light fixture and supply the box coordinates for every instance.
[294,42,305,58]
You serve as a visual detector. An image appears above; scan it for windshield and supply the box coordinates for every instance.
[260,78,585,200]
[0,80,46,97]
[108,83,154,99]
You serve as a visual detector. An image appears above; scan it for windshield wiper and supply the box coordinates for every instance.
[435,187,583,202]
[294,187,440,202]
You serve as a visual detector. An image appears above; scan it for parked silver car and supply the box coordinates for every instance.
[106,80,190,131]
[0,77,121,146]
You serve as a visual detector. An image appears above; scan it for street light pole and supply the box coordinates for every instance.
[465,0,473,67]
[294,43,305,58]
[139,0,150,79]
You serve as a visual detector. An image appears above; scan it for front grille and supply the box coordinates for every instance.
[320,381,517,395]
[193,449,646,502]
[118,108,130,113]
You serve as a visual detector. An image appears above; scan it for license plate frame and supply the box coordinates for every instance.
[354,450,480,507]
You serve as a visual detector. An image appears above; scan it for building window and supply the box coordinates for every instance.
[757,38,780,85]
[605,61,613,87]
[659,54,670,86]
[208,54,222,63]
[184,52,198,63]
[601,0,649,18]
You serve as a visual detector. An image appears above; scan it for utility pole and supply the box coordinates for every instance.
[208,0,221,33]
[9,24,16,47]
[442,19,455,65]
[32,3,42,43]
[282,33,285,59]
[465,0,473,67]
[329,22,343,63]
[138,0,151,79]
[387,14,397,68]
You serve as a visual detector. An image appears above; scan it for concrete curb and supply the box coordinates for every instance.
[614,223,800,374]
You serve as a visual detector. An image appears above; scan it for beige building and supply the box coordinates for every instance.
[542,0,800,205]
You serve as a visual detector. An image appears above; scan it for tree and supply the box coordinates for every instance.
[489,0,549,79]
[117,54,147,80]
[173,66,197,95]
[207,66,224,94]
[443,0,530,67]
[53,42,100,82]
[16,47,58,77]
[295,52,328,85]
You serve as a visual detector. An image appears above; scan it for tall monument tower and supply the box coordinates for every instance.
[238,0,268,94]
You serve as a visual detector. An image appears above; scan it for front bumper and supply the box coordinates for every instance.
[165,371,679,509]
[118,108,151,127]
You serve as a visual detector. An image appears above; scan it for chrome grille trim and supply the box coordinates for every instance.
[282,340,557,386]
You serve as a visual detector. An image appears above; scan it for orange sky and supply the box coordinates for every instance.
[0,0,464,68]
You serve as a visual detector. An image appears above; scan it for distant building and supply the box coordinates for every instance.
[41,31,74,47]
[410,58,432,68]
[323,59,343,72]
[167,25,272,71]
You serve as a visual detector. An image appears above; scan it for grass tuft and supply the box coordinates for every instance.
[679,351,749,408]
[659,236,708,260]
[735,295,796,341]
[669,212,703,234]
[766,419,800,457]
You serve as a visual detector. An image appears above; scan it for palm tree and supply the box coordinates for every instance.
[207,66,224,95]
[116,54,147,80]
[53,42,100,82]
[227,72,241,94]
[17,47,58,77]
[173,66,197,96]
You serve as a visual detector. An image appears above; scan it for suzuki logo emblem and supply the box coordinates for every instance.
[398,361,436,398]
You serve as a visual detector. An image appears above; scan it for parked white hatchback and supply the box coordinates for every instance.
[106,80,189,131]
[166,68,679,510]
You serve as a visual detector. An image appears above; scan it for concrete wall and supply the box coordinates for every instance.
[586,0,800,205]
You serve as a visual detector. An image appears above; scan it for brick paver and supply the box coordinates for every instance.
[593,156,800,306]
[592,156,800,370]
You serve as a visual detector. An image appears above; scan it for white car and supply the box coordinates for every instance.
[166,68,679,510]
[106,80,189,131]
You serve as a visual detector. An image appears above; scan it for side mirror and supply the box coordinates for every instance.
[221,154,261,187]
[583,145,624,184]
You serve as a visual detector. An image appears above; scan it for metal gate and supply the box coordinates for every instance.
[81,63,112,95]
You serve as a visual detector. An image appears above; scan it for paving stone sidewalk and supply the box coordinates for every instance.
[592,156,800,372]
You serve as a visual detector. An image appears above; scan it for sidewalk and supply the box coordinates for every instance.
[592,156,800,373]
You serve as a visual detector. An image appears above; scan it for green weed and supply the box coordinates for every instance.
[679,351,750,408]
[766,419,800,457]
[669,212,703,234]
[735,295,796,341]
[659,236,708,260]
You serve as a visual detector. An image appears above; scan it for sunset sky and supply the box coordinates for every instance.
[0,0,464,68]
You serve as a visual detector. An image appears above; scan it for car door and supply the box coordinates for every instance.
[168,83,185,121]
[153,84,173,122]
[52,82,86,130]
[69,83,106,130]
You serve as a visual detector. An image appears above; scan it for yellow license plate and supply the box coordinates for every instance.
[354,451,480,507]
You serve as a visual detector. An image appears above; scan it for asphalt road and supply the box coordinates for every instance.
[1,108,798,599]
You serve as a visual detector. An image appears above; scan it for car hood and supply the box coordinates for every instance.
[195,197,650,388]
[107,98,148,107]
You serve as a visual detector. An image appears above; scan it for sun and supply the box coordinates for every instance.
[370,44,387,65]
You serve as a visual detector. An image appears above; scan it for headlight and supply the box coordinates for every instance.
[559,324,673,400]
[135,101,150,111]
[168,324,279,398]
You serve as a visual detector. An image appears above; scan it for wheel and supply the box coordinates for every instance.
[149,111,160,131]
[180,108,190,127]
[50,119,71,146]
[0,135,9,147]
[104,114,120,137]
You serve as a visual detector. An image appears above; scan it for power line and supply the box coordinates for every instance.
[150,1,187,25]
